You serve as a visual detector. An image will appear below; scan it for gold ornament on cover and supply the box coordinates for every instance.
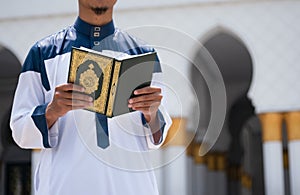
[79,64,99,94]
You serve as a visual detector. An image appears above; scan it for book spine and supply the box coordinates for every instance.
[106,61,122,117]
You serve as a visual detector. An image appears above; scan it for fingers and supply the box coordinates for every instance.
[54,90,93,102]
[46,83,94,127]
[128,101,160,109]
[129,103,160,115]
[55,98,93,107]
[128,86,162,116]
[128,93,162,104]
[133,86,161,96]
[54,84,93,107]
[52,83,94,111]
[129,86,162,103]
[55,83,85,93]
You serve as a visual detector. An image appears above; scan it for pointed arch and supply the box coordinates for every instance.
[191,24,254,151]
[0,44,30,195]
[201,25,253,90]
[200,25,250,51]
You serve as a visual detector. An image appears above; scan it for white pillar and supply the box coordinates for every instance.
[259,113,285,195]
[215,153,227,195]
[194,164,207,195]
[193,143,207,195]
[161,117,188,195]
[186,143,195,195]
[207,169,218,195]
[215,171,227,195]
[263,142,285,195]
[187,157,194,195]
[288,141,300,195]
[163,146,187,195]
[285,111,300,195]
[206,153,227,195]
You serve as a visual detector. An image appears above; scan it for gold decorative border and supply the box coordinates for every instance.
[69,48,114,114]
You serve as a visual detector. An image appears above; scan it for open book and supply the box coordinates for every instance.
[68,47,157,117]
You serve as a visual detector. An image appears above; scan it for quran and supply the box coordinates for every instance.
[68,47,157,117]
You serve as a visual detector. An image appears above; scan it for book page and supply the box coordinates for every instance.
[78,47,156,61]
[101,50,130,60]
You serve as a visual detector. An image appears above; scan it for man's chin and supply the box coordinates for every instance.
[91,6,109,15]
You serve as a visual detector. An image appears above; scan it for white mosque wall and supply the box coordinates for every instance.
[0,16,75,62]
[0,0,250,20]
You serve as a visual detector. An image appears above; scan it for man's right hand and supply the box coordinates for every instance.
[45,83,93,128]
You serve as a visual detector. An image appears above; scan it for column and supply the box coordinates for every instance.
[206,153,217,195]
[186,140,195,195]
[258,113,284,195]
[215,153,227,195]
[193,143,207,195]
[162,117,188,195]
[241,170,252,195]
[206,152,227,195]
[284,111,300,195]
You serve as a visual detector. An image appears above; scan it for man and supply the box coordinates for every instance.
[10,0,171,194]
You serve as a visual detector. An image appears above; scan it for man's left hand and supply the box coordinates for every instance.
[128,86,162,123]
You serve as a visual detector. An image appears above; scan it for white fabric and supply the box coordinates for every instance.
[145,72,172,149]
[10,52,171,195]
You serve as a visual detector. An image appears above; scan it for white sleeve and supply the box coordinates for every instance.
[143,72,172,149]
[10,45,58,149]
[143,107,172,149]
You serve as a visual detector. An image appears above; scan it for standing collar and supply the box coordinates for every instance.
[73,17,115,39]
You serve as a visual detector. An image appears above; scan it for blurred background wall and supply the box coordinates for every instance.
[1,0,299,194]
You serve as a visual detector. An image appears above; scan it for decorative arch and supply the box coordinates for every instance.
[199,25,253,55]
[201,25,253,89]
[191,25,254,138]
[0,45,21,150]
[191,25,255,194]
[0,44,31,195]
[0,45,21,77]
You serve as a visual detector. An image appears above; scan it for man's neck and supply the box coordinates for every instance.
[79,8,113,26]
